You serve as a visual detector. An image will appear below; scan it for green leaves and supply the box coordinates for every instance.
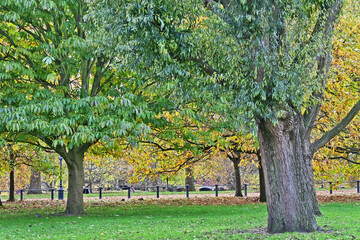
[0,0,160,155]
[0,0,342,156]
[3,10,20,22]
[42,56,55,66]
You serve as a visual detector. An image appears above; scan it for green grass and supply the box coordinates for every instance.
[1,190,238,200]
[0,201,359,239]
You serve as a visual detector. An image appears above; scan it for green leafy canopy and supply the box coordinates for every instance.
[0,0,157,154]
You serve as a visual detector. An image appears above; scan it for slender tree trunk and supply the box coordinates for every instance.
[0,198,3,207]
[257,115,318,233]
[64,150,85,215]
[9,169,15,202]
[8,149,15,202]
[88,162,93,193]
[89,182,93,193]
[28,169,42,194]
[258,156,266,203]
[185,167,196,191]
[230,157,243,197]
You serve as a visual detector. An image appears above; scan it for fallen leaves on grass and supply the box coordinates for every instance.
[86,196,261,208]
[317,194,360,203]
[0,194,359,212]
[0,200,66,211]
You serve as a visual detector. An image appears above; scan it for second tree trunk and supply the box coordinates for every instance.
[9,169,15,202]
[64,151,85,215]
[230,156,243,197]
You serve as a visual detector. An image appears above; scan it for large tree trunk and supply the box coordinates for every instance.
[230,157,243,197]
[64,149,85,215]
[28,169,42,194]
[8,169,15,202]
[258,156,266,203]
[257,115,318,233]
[185,167,196,191]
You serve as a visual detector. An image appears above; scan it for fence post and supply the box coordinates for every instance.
[357,180,359,194]
[329,181,333,195]
[20,189,24,201]
[58,188,64,200]
[51,188,54,200]
[156,186,160,199]
[244,184,248,197]
[215,184,218,197]
[186,185,189,198]
[127,187,131,199]
[99,187,103,199]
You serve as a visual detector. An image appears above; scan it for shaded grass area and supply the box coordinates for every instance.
[0,200,359,239]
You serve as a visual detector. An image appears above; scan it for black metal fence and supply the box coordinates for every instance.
[1,180,359,202]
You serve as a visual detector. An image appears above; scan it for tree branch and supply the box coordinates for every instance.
[96,72,115,97]
[150,155,208,175]
[328,156,360,165]
[312,99,360,153]
[141,140,177,152]
[303,0,342,137]
[0,29,18,47]
[40,137,67,157]
[90,57,106,97]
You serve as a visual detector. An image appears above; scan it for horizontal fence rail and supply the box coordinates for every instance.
[1,180,359,201]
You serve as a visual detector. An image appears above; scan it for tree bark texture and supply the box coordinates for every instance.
[230,157,243,197]
[258,157,266,203]
[64,150,85,215]
[9,169,15,202]
[185,167,196,191]
[28,169,42,194]
[257,115,318,233]
[305,151,321,216]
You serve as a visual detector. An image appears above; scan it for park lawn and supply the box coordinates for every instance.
[0,201,359,239]
[1,190,239,200]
